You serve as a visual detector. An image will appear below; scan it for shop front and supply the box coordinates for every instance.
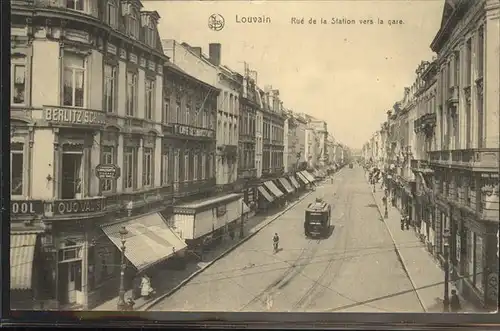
[277,177,296,200]
[300,170,316,184]
[170,193,248,258]
[263,180,285,207]
[288,175,301,192]
[296,171,311,188]
[257,185,275,212]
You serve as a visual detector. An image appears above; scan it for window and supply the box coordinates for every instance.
[185,103,190,125]
[174,149,180,183]
[11,58,26,105]
[454,51,460,87]
[193,154,198,180]
[146,22,156,47]
[161,151,169,185]
[101,146,114,192]
[66,0,84,11]
[126,72,137,116]
[184,152,189,181]
[176,102,181,124]
[201,153,206,179]
[124,147,137,190]
[163,98,170,124]
[128,13,139,39]
[477,26,484,78]
[143,147,153,187]
[104,64,117,113]
[107,0,117,28]
[145,78,155,120]
[11,143,24,196]
[63,53,85,107]
[466,38,472,85]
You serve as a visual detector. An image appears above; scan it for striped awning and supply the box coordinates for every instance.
[258,186,274,202]
[288,176,301,189]
[297,172,310,184]
[10,233,38,290]
[101,212,187,272]
[278,177,295,193]
[301,171,316,182]
[264,180,284,198]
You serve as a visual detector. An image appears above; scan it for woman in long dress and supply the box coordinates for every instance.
[140,275,154,298]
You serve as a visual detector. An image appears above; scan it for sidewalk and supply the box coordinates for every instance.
[370,184,482,313]
[93,189,313,311]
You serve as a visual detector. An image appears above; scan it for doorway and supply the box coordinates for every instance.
[58,261,82,305]
[61,152,83,199]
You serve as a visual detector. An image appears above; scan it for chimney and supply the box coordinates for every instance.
[192,47,202,58]
[208,43,221,66]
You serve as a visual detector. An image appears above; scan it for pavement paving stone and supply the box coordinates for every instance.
[92,189,313,311]
[370,182,482,313]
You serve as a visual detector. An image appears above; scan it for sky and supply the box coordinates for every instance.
[142,0,444,150]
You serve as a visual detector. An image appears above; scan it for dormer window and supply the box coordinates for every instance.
[107,0,118,28]
[66,0,84,11]
[146,21,156,48]
[127,9,140,39]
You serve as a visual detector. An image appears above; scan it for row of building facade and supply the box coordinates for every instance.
[9,0,348,310]
[362,0,499,311]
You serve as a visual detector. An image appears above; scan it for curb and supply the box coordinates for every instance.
[143,187,317,311]
[369,186,427,312]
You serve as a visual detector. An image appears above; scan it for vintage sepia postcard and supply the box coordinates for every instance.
[7,0,499,320]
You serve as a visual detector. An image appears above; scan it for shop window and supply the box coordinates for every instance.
[63,53,86,108]
[104,64,117,113]
[66,0,84,11]
[101,146,114,193]
[124,147,137,190]
[143,147,153,187]
[126,72,138,116]
[11,143,24,197]
[161,151,169,185]
[145,78,155,120]
[11,57,26,105]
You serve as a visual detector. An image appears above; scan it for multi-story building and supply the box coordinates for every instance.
[260,86,285,176]
[161,40,249,262]
[308,119,329,168]
[426,0,499,310]
[238,67,259,210]
[9,0,186,310]
[305,127,318,169]
[255,89,264,179]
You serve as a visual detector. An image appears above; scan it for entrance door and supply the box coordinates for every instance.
[67,261,82,304]
[61,152,83,199]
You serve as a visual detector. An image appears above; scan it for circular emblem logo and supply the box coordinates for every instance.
[208,14,225,31]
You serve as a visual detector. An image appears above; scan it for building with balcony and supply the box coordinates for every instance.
[9,0,194,310]
[260,86,285,177]
[237,67,259,210]
[161,40,249,263]
[426,0,499,310]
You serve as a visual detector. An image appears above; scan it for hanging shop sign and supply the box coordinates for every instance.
[174,124,215,138]
[95,164,121,179]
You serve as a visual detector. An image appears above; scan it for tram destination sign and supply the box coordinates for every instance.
[95,164,121,179]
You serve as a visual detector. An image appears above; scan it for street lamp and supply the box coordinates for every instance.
[443,228,450,312]
[382,194,388,219]
[117,226,128,311]
[240,180,247,239]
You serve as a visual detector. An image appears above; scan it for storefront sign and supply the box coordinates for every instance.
[52,198,106,216]
[44,107,106,127]
[174,124,215,138]
[11,200,44,215]
[95,164,121,179]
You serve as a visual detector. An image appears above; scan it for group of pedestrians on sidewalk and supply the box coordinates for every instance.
[369,177,474,313]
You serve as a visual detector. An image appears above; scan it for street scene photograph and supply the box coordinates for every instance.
[8,0,499,315]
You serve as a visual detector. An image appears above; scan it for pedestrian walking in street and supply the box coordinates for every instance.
[450,289,462,312]
[400,213,406,230]
[140,274,155,299]
[405,215,410,230]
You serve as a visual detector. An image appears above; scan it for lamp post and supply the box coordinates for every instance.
[443,228,450,312]
[117,226,128,311]
[240,180,246,239]
[382,194,388,219]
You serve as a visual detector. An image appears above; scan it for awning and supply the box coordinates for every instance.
[175,193,241,211]
[101,212,187,272]
[11,232,37,290]
[288,176,301,189]
[258,186,275,202]
[264,180,284,198]
[278,177,295,193]
[297,172,310,184]
[301,171,316,183]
